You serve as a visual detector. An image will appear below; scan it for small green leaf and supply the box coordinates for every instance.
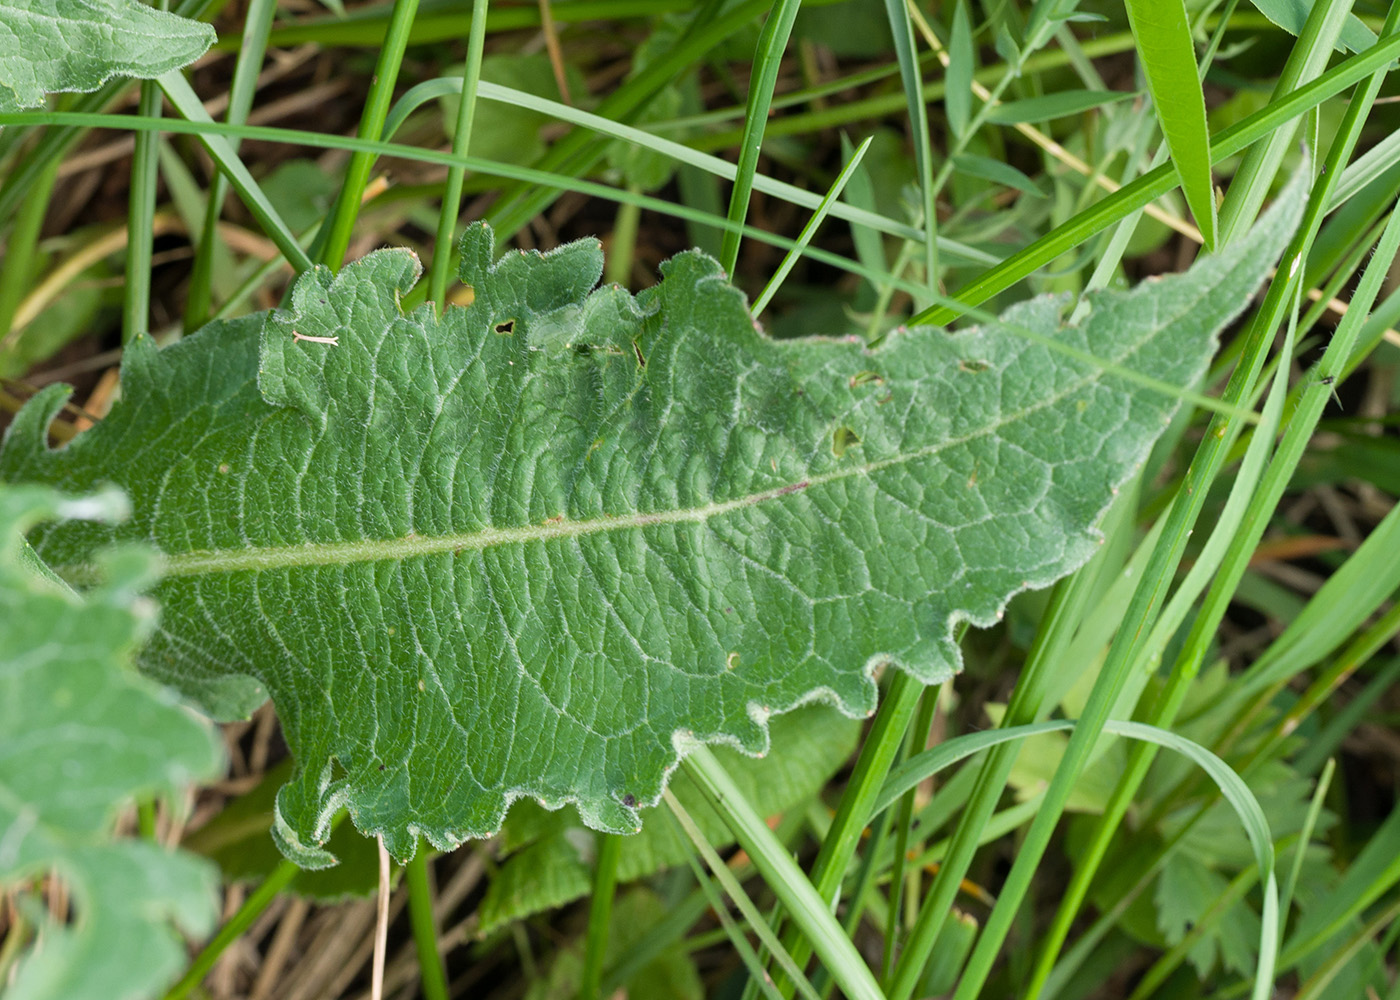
[0,198,1298,864]
[945,0,974,139]
[985,88,1135,124]
[0,484,223,1000]
[1246,0,1376,54]
[1125,0,1217,249]
[951,152,1045,199]
[0,0,214,113]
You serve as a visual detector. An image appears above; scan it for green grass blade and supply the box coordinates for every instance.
[316,0,422,268]
[156,72,311,272]
[683,747,886,1000]
[882,0,936,297]
[1125,0,1217,248]
[945,1,973,139]
[753,136,871,314]
[665,793,823,1000]
[184,0,276,329]
[768,671,925,998]
[0,154,59,343]
[908,26,1400,326]
[718,0,804,277]
[663,808,790,1000]
[426,0,487,310]
[380,76,992,262]
[123,76,161,343]
[403,848,449,1000]
[579,833,622,1000]
[1216,0,1352,244]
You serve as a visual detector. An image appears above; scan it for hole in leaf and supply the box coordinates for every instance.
[959,359,990,373]
[632,341,646,368]
[494,319,516,335]
[832,426,861,457]
[849,370,884,387]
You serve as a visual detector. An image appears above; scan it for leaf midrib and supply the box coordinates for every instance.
[57,286,1219,584]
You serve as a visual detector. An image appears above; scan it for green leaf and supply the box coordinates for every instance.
[984,88,1135,124]
[0,0,214,113]
[945,0,974,139]
[950,152,1045,199]
[1124,0,1217,249]
[0,203,1295,864]
[0,484,223,1000]
[1246,0,1377,54]
[479,704,860,934]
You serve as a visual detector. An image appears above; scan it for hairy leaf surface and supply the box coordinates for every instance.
[0,0,214,112]
[0,204,1296,863]
[0,485,222,1000]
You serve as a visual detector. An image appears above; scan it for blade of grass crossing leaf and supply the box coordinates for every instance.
[157,71,311,273]
[184,0,276,329]
[753,136,871,314]
[579,833,622,1000]
[886,499,1140,998]
[0,0,216,224]
[768,671,926,999]
[945,0,973,140]
[909,170,1311,1000]
[909,26,1400,326]
[123,75,162,344]
[882,0,936,297]
[838,131,886,299]
[404,848,449,1000]
[718,0,804,278]
[663,791,824,1000]
[1216,0,1352,244]
[1023,275,1306,993]
[485,0,761,241]
[316,0,421,269]
[1029,117,1396,979]
[0,109,1273,429]
[380,77,991,262]
[1125,0,1217,248]
[880,686,941,984]
[683,748,886,1000]
[427,0,487,309]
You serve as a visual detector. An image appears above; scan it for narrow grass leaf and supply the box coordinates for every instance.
[984,88,1134,123]
[945,0,973,139]
[951,152,1045,199]
[1125,0,1217,249]
[157,71,311,272]
[753,136,871,314]
[718,0,803,277]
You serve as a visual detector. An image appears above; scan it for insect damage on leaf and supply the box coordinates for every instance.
[0,186,1303,865]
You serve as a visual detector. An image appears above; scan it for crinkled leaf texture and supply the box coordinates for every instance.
[0,0,213,113]
[0,484,223,1000]
[0,196,1297,865]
